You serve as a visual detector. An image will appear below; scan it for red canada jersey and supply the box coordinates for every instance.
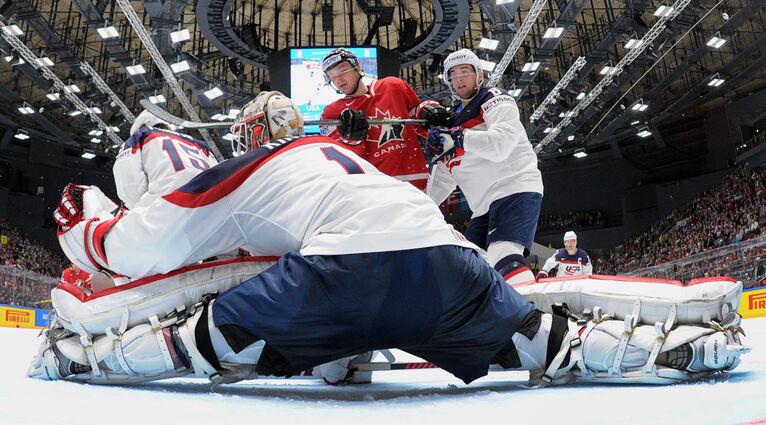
[320,77,428,189]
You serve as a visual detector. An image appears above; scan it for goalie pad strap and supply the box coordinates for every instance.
[194,303,223,371]
[643,304,677,375]
[545,308,568,368]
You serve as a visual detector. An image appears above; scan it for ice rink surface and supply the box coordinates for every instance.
[1,317,765,425]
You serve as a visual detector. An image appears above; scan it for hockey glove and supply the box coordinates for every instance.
[535,271,548,281]
[426,126,464,164]
[337,109,369,144]
[416,100,453,129]
[53,184,87,230]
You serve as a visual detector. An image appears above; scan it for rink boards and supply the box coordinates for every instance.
[0,304,51,328]
[2,280,765,329]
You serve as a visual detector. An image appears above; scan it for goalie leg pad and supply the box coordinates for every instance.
[567,312,750,384]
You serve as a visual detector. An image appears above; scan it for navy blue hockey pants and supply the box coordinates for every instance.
[212,245,537,384]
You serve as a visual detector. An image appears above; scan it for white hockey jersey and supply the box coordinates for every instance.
[113,128,218,210]
[59,136,475,278]
[428,87,543,217]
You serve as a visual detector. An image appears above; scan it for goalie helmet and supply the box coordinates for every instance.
[442,49,485,100]
[130,110,172,135]
[230,91,304,155]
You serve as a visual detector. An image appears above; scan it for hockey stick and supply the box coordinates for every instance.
[140,100,426,129]
[350,361,508,373]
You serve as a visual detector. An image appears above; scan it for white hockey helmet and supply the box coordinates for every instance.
[442,49,484,99]
[230,91,304,155]
[130,110,172,135]
[564,231,577,242]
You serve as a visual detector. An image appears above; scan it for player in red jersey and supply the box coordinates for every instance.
[319,48,452,190]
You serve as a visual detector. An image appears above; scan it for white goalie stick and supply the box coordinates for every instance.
[140,99,426,129]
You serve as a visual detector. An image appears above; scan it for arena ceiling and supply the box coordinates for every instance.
[0,0,763,166]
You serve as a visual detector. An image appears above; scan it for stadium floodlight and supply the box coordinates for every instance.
[558,112,566,118]
[706,34,727,49]
[496,0,514,4]
[567,135,575,141]
[573,149,587,158]
[480,60,496,72]
[171,60,190,73]
[543,127,553,134]
[631,101,649,112]
[149,94,166,104]
[86,106,103,114]
[110,126,120,132]
[600,66,619,75]
[228,108,240,118]
[510,88,522,97]
[81,152,96,159]
[4,54,24,65]
[708,74,725,87]
[170,28,191,44]
[625,38,643,49]
[46,92,60,101]
[2,24,23,36]
[97,26,119,39]
[64,84,80,93]
[522,61,541,72]
[654,4,674,17]
[91,137,101,144]
[210,113,227,121]
[576,92,586,100]
[543,26,564,39]
[69,110,82,116]
[36,57,54,67]
[14,130,29,140]
[204,86,224,99]
[478,38,499,50]
[638,129,652,138]
[126,64,146,75]
[17,104,35,114]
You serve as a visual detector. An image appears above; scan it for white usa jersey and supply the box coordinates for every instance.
[428,87,543,217]
[113,128,218,210]
[59,136,475,278]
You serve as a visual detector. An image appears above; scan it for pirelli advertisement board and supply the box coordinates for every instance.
[739,286,766,319]
[0,304,50,328]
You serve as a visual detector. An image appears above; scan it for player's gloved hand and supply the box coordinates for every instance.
[337,109,369,144]
[416,100,453,129]
[53,184,88,230]
[426,126,464,164]
[535,271,548,281]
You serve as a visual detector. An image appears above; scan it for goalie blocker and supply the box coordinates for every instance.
[29,275,750,386]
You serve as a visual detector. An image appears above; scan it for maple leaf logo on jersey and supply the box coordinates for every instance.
[367,108,404,148]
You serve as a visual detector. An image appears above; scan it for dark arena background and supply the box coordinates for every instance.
[0,1,765,424]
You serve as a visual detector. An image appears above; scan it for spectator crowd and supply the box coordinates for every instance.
[537,210,606,232]
[599,165,766,277]
[0,219,64,308]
